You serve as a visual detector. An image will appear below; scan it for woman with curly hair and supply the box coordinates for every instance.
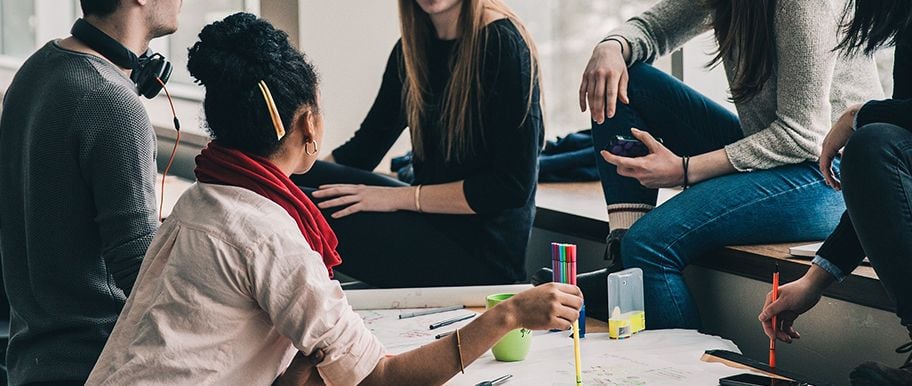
[85,13,581,386]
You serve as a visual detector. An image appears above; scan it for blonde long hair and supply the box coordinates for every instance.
[398,0,542,162]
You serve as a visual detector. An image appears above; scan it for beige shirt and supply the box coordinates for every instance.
[87,183,384,386]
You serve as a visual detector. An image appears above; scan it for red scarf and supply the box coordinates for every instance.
[194,142,341,277]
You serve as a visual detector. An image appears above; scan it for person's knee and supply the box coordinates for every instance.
[848,122,904,148]
[620,221,674,271]
[626,62,659,81]
[842,123,908,184]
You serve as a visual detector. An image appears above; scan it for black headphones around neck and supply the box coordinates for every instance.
[71,18,172,99]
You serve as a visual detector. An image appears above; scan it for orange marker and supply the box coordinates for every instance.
[770,264,780,369]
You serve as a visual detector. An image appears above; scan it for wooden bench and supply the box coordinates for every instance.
[533,181,894,313]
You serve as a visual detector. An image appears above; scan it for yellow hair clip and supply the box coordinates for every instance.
[257,80,286,140]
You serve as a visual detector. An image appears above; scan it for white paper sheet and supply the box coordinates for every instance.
[345,284,532,310]
[358,309,479,354]
[440,330,748,386]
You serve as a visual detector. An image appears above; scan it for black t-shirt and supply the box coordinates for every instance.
[332,19,543,282]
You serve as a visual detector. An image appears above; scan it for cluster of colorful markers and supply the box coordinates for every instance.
[551,242,583,386]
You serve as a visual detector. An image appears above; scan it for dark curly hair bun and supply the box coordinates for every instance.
[188,13,289,89]
[187,12,319,157]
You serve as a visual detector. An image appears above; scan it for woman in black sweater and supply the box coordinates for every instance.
[291,0,542,287]
[758,1,912,383]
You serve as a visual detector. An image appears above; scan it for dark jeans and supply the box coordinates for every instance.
[291,161,512,287]
[842,123,912,327]
[1,327,6,386]
[21,382,83,386]
[591,63,845,329]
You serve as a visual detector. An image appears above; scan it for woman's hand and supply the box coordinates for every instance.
[313,184,412,219]
[599,128,683,189]
[819,104,862,190]
[579,39,630,124]
[497,283,584,331]
[757,265,834,344]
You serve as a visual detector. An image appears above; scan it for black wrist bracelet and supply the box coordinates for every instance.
[682,156,690,190]
[600,36,626,56]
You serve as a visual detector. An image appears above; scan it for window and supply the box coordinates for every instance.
[0,0,256,88]
[508,0,658,137]
[166,0,249,87]
[0,0,36,58]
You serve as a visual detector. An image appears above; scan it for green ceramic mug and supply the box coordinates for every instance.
[485,293,532,361]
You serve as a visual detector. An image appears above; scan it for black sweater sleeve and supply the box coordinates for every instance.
[462,24,544,214]
[893,30,912,100]
[855,31,912,130]
[816,211,867,276]
[331,42,407,171]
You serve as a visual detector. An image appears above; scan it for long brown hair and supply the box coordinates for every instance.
[836,0,912,56]
[707,0,778,103]
[398,0,541,162]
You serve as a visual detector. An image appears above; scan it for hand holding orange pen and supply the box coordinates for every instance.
[770,264,780,369]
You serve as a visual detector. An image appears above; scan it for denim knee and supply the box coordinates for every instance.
[842,123,910,183]
[620,220,681,272]
[625,62,678,96]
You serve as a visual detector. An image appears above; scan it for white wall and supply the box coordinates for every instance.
[297,1,406,165]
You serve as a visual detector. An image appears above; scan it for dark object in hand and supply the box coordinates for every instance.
[606,135,663,158]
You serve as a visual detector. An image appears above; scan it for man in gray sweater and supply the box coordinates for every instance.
[0,0,181,384]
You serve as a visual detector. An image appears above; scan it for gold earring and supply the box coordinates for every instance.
[305,140,319,155]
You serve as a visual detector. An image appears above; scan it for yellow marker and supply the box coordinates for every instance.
[571,320,582,385]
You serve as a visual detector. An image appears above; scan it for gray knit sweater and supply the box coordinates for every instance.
[0,41,158,384]
[610,0,883,171]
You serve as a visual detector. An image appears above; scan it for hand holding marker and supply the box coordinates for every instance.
[552,242,583,385]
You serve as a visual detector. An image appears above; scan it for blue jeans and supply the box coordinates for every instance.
[592,63,846,329]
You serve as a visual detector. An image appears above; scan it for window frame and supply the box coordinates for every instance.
[0,0,262,102]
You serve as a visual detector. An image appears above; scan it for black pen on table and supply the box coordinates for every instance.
[429,313,476,330]
[435,330,455,339]
[475,374,512,386]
